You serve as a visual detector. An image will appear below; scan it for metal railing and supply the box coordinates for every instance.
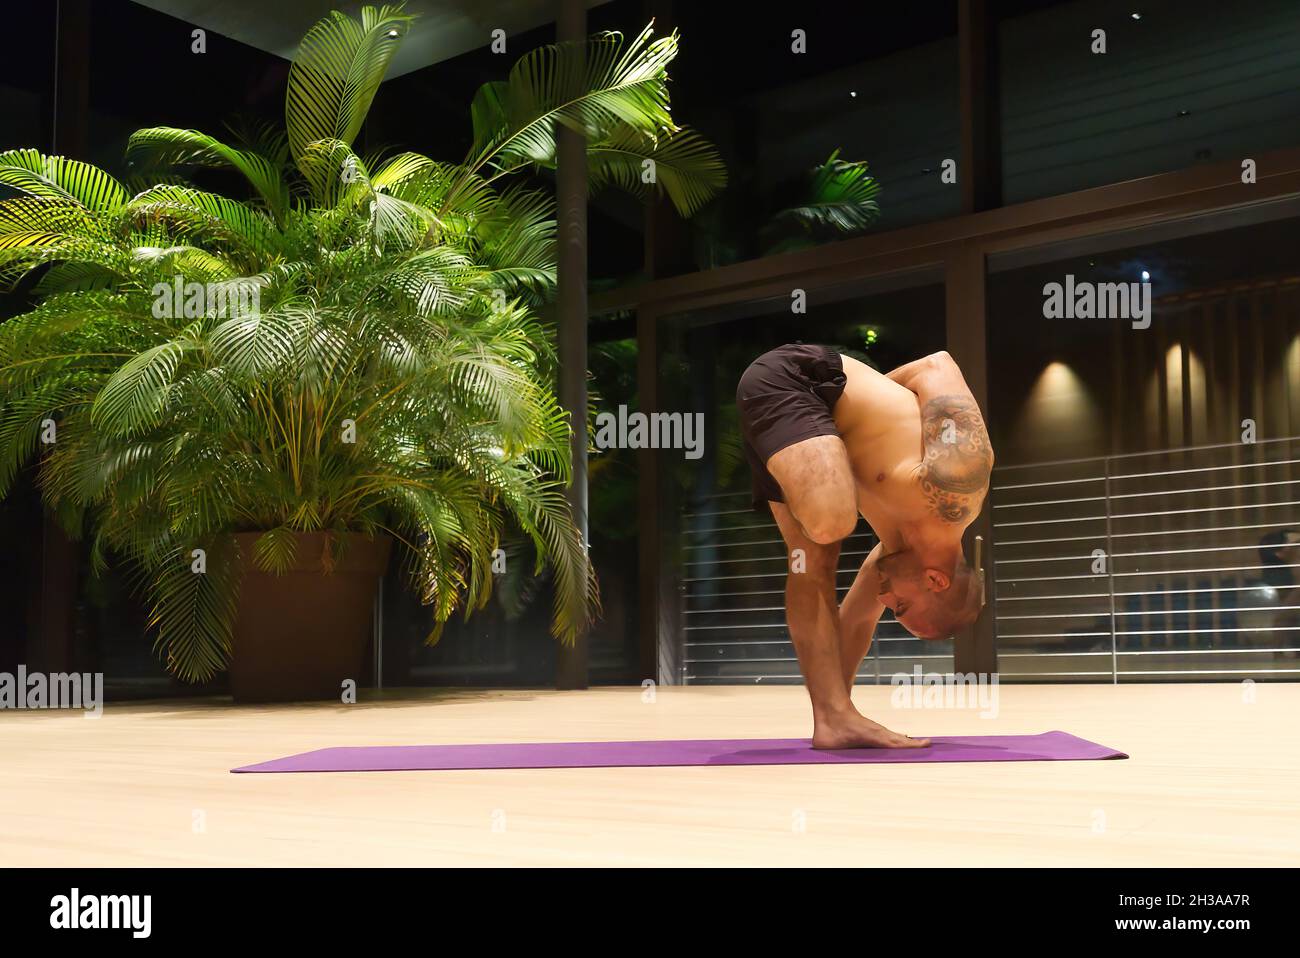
[992,436,1300,681]
[679,436,1300,684]
[679,492,953,684]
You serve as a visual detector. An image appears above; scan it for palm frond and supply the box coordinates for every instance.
[126,127,290,222]
[769,149,881,237]
[127,185,283,262]
[467,24,678,174]
[0,149,128,211]
[586,125,727,217]
[285,4,413,174]
[147,538,241,683]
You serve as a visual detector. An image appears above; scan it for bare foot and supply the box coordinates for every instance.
[812,711,931,749]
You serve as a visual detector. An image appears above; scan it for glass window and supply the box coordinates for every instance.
[0,5,57,676]
[999,0,1300,204]
[0,4,55,153]
[987,201,1300,680]
[657,3,960,274]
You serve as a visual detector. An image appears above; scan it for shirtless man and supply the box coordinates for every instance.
[736,343,994,749]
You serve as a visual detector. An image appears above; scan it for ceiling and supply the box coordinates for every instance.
[130,0,611,78]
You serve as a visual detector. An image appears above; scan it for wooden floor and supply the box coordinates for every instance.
[2,683,1297,867]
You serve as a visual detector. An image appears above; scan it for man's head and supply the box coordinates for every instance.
[876,546,983,639]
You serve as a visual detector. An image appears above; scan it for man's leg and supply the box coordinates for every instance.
[770,502,927,749]
[767,434,881,690]
[766,435,857,544]
[769,502,854,730]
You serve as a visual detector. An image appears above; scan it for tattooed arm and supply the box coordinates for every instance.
[886,352,994,524]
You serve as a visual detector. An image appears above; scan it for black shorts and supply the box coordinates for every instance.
[736,343,847,512]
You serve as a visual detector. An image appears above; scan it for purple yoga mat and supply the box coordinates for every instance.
[232,730,1126,773]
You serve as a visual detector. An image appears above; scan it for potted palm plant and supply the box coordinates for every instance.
[0,4,724,701]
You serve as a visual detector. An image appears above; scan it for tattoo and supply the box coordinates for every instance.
[917,394,993,523]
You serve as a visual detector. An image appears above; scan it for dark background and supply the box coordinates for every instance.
[2,0,1299,692]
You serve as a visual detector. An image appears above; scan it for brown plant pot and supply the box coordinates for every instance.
[228,531,392,703]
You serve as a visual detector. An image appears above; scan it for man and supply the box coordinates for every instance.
[736,343,993,749]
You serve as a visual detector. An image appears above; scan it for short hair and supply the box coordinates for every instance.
[922,561,984,639]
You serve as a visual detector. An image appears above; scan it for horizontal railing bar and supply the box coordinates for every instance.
[685,605,786,614]
[996,592,1111,601]
[996,584,1296,603]
[1111,476,1300,501]
[682,522,774,537]
[1113,499,1300,521]
[993,648,1300,658]
[994,495,1107,509]
[998,584,1284,602]
[998,531,1113,547]
[683,636,923,648]
[684,563,870,583]
[1109,456,1300,483]
[1116,625,1300,636]
[994,477,1300,510]
[998,499,1300,528]
[687,588,796,600]
[1003,625,1300,639]
[682,507,763,519]
[999,518,1300,548]
[999,604,1300,620]
[1121,647,1300,655]
[682,536,785,552]
[685,607,902,623]
[996,456,1300,496]
[1112,623,1300,631]
[1114,668,1300,676]
[997,561,1300,583]
[1118,604,1300,616]
[997,651,1111,658]
[999,541,1290,565]
[684,573,808,583]
[683,532,874,553]
[681,660,956,675]
[998,573,1118,583]
[1114,584,1283,597]
[995,475,1105,492]
[1114,561,1300,577]
[685,571,857,584]
[684,620,905,632]
[992,435,1300,472]
[1111,519,1297,540]
[994,670,1116,677]
[683,548,870,569]
[684,654,953,668]
[994,515,1107,528]
[993,669,1300,677]
[996,611,1106,620]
